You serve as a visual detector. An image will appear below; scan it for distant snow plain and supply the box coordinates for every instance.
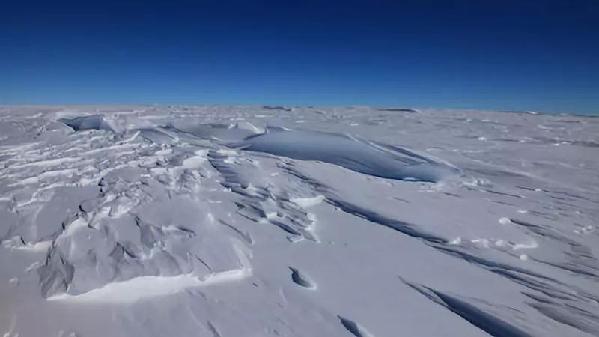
[0,105,598,337]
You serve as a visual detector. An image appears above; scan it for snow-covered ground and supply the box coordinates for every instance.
[0,105,598,337]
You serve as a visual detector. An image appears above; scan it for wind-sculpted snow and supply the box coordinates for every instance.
[171,120,264,142]
[401,278,532,337]
[0,106,598,337]
[240,128,458,182]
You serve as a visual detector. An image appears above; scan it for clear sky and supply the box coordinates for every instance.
[2,0,598,114]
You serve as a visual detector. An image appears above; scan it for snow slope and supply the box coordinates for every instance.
[0,105,598,337]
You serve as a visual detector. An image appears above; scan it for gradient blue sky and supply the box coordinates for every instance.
[2,0,598,114]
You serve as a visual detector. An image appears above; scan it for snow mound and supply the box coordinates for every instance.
[240,128,458,182]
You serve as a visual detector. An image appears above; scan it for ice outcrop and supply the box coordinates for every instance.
[59,115,113,131]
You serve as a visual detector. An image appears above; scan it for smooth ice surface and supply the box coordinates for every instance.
[1,105,598,337]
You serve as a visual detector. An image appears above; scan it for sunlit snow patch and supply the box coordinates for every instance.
[290,195,325,208]
[47,267,251,304]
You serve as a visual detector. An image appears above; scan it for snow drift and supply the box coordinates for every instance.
[0,105,598,337]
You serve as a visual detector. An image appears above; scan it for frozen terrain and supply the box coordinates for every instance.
[0,105,598,337]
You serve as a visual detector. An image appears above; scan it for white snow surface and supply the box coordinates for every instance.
[1,105,599,337]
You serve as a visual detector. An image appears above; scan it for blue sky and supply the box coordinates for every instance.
[1,0,598,114]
